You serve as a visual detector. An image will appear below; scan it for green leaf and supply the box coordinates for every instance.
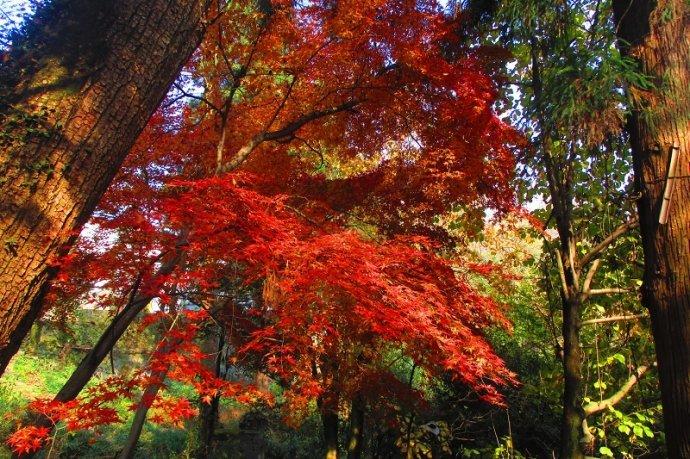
[599,446,614,457]
[594,380,607,390]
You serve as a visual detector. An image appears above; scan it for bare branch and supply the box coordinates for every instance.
[582,258,601,293]
[583,365,652,416]
[172,82,222,115]
[218,99,360,173]
[586,287,635,296]
[578,218,638,268]
[556,250,570,299]
[582,314,648,326]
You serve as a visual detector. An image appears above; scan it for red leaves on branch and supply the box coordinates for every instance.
[6,426,51,455]
[11,0,525,447]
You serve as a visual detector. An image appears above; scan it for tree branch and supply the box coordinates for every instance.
[582,314,648,326]
[172,82,221,115]
[218,99,360,173]
[586,287,635,296]
[582,258,601,293]
[578,218,638,268]
[556,250,570,300]
[583,365,652,416]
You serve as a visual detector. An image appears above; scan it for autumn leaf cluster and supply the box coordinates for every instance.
[8,0,521,453]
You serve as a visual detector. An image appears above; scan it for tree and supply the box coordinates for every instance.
[44,0,516,405]
[0,0,210,373]
[488,0,659,455]
[6,1,521,455]
[612,1,690,455]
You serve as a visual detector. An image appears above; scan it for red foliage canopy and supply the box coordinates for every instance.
[8,0,521,453]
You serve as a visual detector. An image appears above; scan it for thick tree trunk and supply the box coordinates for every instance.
[196,392,221,458]
[612,1,690,456]
[346,396,365,459]
[0,0,209,374]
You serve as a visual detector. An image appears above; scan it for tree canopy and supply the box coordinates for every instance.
[1,0,687,457]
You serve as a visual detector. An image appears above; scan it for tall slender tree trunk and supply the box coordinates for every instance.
[118,369,169,459]
[322,409,339,459]
[55,246,183,402]
[612,1,690,455]
[0,0,209,374]
[118,318,183,459]
[346,396,365,459]
[195,326,225,459]
[318,393,340,459]
[560,288,585,459]
[531,36,586,457]
[17,247,184,452]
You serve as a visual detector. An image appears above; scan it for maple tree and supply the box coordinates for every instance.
[4,0,522,456]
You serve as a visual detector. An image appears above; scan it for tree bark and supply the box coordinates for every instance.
[196,387,221,459]
[612,1,690,456]
[117,367,170,459]
[560,288,585,459]
[195,326,225,459]
[346,396,365,459]
[322,405,340,459]
[0,0,209,374]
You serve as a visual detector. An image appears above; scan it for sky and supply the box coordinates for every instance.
[0,0,32,47]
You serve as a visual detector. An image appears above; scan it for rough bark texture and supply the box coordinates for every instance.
[0,0,209,374]
[613,1,690,456]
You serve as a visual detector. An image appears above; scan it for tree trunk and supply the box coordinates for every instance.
[346,396,365,459]
[195,327,225,459]
[532,43,586,456]
[196,393,221,458]
[561,289,585,459]
[322,407,339,459]
[118,322,182,459]
[0,0,209,374]
[612,1,690,456]
[55,247,183,402]
[14,247,184,458]
[118,370,168,459]
[57,296,153,401]
[28,320,43,352]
